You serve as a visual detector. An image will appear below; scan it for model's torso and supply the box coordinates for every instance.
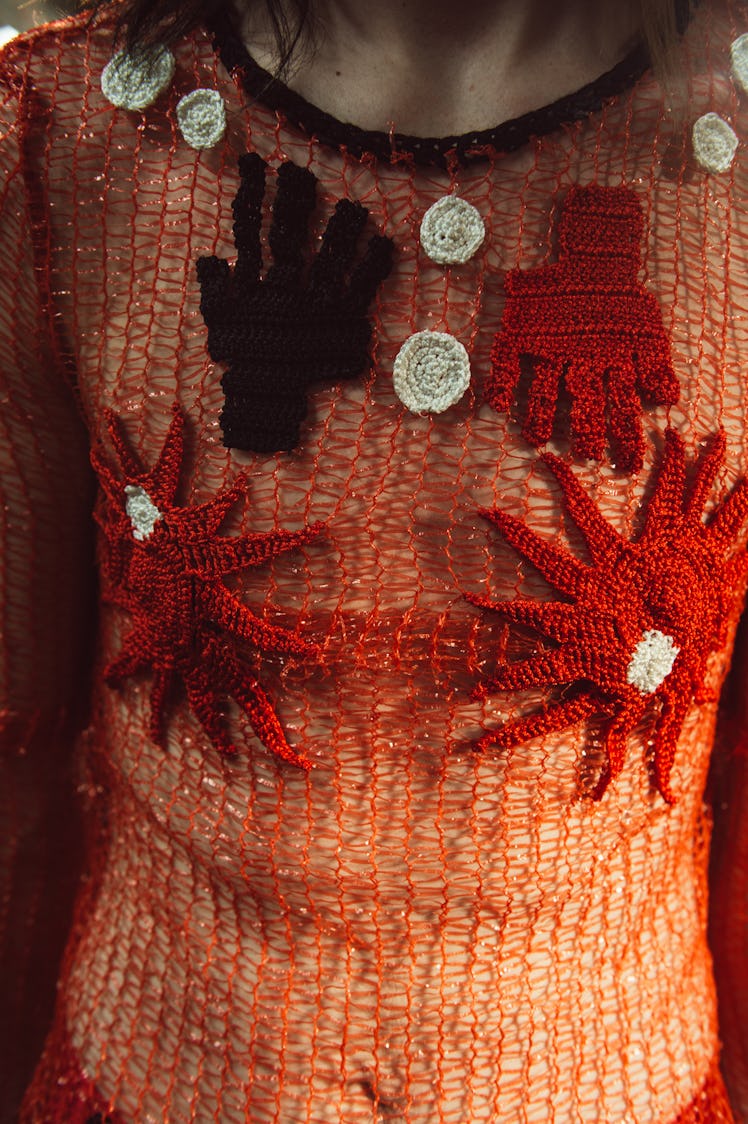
[12,4,748,1118]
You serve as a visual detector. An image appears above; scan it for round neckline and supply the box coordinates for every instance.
[208,10,657,169]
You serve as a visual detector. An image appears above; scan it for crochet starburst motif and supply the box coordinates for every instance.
[91,408,323,768]
[468,430,748,803]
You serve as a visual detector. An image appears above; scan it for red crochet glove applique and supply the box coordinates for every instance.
[468,430,748,803]
[486,185,679,474]
[91,408,324,768]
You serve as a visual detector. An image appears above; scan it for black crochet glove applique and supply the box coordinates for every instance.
[197,153,395,454]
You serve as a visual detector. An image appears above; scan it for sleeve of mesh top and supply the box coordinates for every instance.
[0,46,96,1113]
[709,610,748,1118]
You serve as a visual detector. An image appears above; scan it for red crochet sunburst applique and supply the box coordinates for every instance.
[468,430,748,802]
[91,408,323,768]
[485,184,679,474]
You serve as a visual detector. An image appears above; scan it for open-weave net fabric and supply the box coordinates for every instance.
[2,1,748,1120]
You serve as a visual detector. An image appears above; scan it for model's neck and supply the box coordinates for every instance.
[307,0,638,59]
[235,0,642,136]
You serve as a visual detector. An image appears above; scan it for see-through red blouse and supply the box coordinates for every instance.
[2,2,748,1120]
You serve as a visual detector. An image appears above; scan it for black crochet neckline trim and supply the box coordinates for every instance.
[208,8,657,169]
[210,3,695,169]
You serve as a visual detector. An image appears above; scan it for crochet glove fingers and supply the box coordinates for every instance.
[195,257,231,362]
[232,151,266,287]
[637,350,680,403]
[486,185,678,474]
[308,199,368,298]
[523,358,562,448]
[196,152,266,318]
[264,159,317,285]
[306,197,394,308]
[565,362,607,463]
[347,233,396,310]
[484,339,521,414]
[607,362,645,472]
[198,154,394,454]
[266,160,317,285]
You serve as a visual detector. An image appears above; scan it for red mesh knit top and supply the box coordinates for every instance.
[2,2,748,1120]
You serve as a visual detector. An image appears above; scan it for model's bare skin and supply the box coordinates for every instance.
[237,0,642,135]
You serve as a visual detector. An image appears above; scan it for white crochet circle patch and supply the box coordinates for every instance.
[626,629,680,695]
[420,195,485,265]
[125,484,163,542]
[393,330,471,414]
[692,112,739,174]
[731,33,748,92]
[176,89,227,150]
[101,46,175,112]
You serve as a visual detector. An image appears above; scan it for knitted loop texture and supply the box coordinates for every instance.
[5,5,748,1120]
[197,153,394,453]
[486,184,679,473]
